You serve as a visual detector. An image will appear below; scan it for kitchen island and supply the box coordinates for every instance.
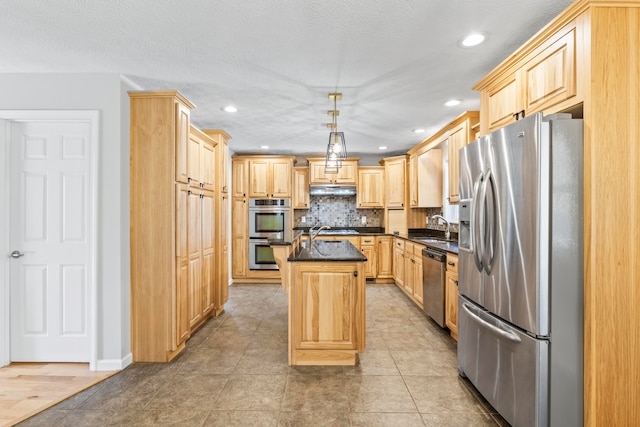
[271,237,367,366]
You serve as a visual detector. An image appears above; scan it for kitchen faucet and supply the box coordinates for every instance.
[310,225,331,240]
[431,215,450,241]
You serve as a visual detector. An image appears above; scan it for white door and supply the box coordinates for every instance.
[9,120,92,362]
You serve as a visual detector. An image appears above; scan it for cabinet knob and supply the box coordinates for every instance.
[353,271,358,277]
[454,280,458,285]
[447,261,455,266]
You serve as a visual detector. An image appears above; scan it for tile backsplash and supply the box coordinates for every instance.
[425,207,459,233]
[293,196,383,227]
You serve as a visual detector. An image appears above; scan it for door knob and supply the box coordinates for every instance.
[10,250,25,258]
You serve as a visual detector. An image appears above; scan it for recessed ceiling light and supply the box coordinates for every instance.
[460,33,486,48]
[413,129,425,134]
[260,145,269,149]
[379,146,388,150]
[222,105,238,113]
[444,99,462,107]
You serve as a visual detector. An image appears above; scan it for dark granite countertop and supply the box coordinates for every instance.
[288,239,367,262]
[408,237,459,254]
[268,230,303,246]
[272,228,459,254]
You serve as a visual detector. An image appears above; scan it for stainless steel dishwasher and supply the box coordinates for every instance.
[422,247,446,327]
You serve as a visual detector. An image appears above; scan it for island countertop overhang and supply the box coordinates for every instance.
[287,239,367,262]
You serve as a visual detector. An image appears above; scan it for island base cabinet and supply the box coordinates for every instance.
[289,262,365,365]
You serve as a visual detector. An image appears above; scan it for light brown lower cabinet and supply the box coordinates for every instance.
[393,238,405,288]
[290,261,365,365]
[359,237,377,278]
[445,253,459,340]
[376,236,393,279]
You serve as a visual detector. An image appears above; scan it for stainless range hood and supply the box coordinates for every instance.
[308,184,357,196]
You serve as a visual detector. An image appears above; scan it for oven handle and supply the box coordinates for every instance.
[461,303,521,343]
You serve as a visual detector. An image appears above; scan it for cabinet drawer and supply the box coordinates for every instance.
[446,253,458,274]
[413,243,426,257]
[394,238,405,250]
[360,236,376,246]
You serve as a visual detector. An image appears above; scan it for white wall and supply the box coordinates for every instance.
[0,73,136,368]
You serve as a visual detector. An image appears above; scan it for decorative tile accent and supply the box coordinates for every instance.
[425,207,459,233]
[294,196,382,227]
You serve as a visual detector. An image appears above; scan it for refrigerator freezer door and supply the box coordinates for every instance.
[458,296,549,427]
[482,113,546,335]
[458,135,487,307]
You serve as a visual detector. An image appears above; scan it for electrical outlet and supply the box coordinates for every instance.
[301,216,306,223]
[361,216,367,224]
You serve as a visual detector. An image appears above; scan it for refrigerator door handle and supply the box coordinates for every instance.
[483,169,497,275]
[478,172,490,273]
[462,303,522,343]
[472,173,484,272]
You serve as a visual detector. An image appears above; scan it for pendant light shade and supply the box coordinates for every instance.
[324,93,347,173]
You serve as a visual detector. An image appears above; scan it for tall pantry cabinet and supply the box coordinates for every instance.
[202,129,232,312]
[130,91,228,362]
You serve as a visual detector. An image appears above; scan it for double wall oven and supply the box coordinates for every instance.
[248,198,291,269]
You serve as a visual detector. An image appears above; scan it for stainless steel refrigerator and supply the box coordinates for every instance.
[457,113,583,427]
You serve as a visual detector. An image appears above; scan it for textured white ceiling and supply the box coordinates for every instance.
[0,0,573,162]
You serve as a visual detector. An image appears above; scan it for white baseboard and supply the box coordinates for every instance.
[96,352,132,371]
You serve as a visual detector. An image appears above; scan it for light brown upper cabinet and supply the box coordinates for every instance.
[188,126,216,191]
[447,122,469,204]
[408,112,478,206]
[476,19,581,135]
[357,167,384,208]
[410,149,443,207]
[248,157,295,198]
[307,158,358,185]
[292,166,309,208]
[383,155,407,208]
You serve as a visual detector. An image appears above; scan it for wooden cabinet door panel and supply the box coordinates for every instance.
[309,162,331,184]
[409,155,418,207]
[175,102,190,184]
[448,123,467,204]
[232,159,247,199]
[523,26,577,113]
[377,237,393,278]
[413,255,423,305]
[187,131,201,188]
[385,159,406,208]
[485,74,519,133]
[418,149,443,207]
[335,162,357,184]
[201,140,216,191]
[360,239,376,279]
[293,167,309,208]
[393,247,405,287]
[175,259,190,348]
[271,160,292,197]
[357,168,384,208]
[445,271,458,340]
[295,267,357,349]
[187,190,202,328]
[249,160,270,197]
[201,190,215,315]
[219,194,229,305]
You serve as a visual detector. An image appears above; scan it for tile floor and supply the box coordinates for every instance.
[17,283,508,426]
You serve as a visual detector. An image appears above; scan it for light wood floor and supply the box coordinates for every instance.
[0,362,117,427]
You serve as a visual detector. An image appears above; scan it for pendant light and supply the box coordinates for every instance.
[325,92,347,174]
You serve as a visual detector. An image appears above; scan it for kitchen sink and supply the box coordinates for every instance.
[415,238,448,244]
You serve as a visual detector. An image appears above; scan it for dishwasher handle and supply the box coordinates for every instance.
[422,248,446,262]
